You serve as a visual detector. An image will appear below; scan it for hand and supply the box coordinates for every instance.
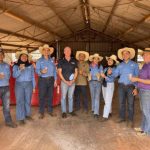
[107,68,112,75]
[65,81,71,86]
[33,89,36,93]
[130,77,139,82]
[0,73,5,79]
[41,68,48,74]
[101,73,106,78]
[69,80,75,86]
[19,64,25,70]
[96,73,100,80]
[82,72,87,77]
[79,70,83,75]
[88,73,92,81]
[54,80,57,87]
[132,88,138,96]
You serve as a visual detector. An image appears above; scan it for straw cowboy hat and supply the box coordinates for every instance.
[106,54,119,64]
[142,48,150,54]
[118,47,135,60]
[39,44,54,55]
[15,50,32,60]
[76,51,89,61]
[89,53,103,62]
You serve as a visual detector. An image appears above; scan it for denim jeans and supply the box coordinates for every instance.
[89,81,101,115]
[38,77,54,114]
[102,82,114,118]
[0,86,12,123]
[139,89,150,135]
[118,83,135,121]
[15,81,33,120]
[74,85,88,111]
[61,81,75,113]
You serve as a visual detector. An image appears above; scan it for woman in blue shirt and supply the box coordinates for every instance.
[101,55,119,122]
[88,53,103,118]
[13,50,35,125]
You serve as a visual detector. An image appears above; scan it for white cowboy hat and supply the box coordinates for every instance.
[15,50,32,60]
[106,54,119,64]
[118,47,135,60]
[76,51,89,61]
[89,53,103,62]
[39,44,54,55]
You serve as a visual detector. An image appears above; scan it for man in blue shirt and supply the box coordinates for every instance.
[108,47,139,128]
[36,44,57,119]
[0,48,17,128]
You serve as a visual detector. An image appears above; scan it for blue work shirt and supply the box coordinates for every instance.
[0,62,10,87]
[113,60,139,86]
[13,65,35,88]
[36,56,57,80]
[103,67,116,83]
[90,64,103,81]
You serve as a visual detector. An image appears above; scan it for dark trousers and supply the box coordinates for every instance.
[0,86,12,123]
[38,77,54,114]
[118,83,135,121]
[74,85,88,111]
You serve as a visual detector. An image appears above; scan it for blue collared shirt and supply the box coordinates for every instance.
[13,65,35,88]
[36,56,57,80]
[0,62,10,87]
[90,64,103,81]
[113,60,139,86]
[104,67,116,83]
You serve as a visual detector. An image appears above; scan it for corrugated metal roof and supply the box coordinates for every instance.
[0,0,149,52]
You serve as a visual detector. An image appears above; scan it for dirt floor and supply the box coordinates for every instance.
[0,95,150,150]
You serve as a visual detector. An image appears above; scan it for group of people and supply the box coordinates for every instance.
[0,45,150,136]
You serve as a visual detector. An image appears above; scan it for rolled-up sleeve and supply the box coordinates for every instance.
[31,66,36,89]
[35,60,41,76]
[53,64,57,80]
[5,65,10,80]
[13,65,21,78]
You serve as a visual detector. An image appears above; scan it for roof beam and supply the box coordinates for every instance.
[0,28,48,43]
[0,42,38,49]
[134,1,150,12]
[43,0,74,34]
[80,0,90,28]
[0,4,61,38]
[118,14,150,38]
[130,36,150,44]
[102,0,119,33]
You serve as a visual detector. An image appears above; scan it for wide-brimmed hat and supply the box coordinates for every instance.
[89,53,103,62]
[76,51,89,61]
[15,50,32,60]
[106,54,119,64]
[39,44,54,55]
[118,47,135,60]
[142,48,150,55]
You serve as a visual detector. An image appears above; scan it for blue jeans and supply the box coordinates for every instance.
[74,85,88,111]
[118,83,134,121]
[89,81,101,115]
[139,89,150,135]
[38,77,54,114]
[61,81,75,113]
[0,86,12,123]
[15,81,33,120]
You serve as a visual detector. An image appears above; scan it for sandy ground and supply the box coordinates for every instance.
[0,96,150,150]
